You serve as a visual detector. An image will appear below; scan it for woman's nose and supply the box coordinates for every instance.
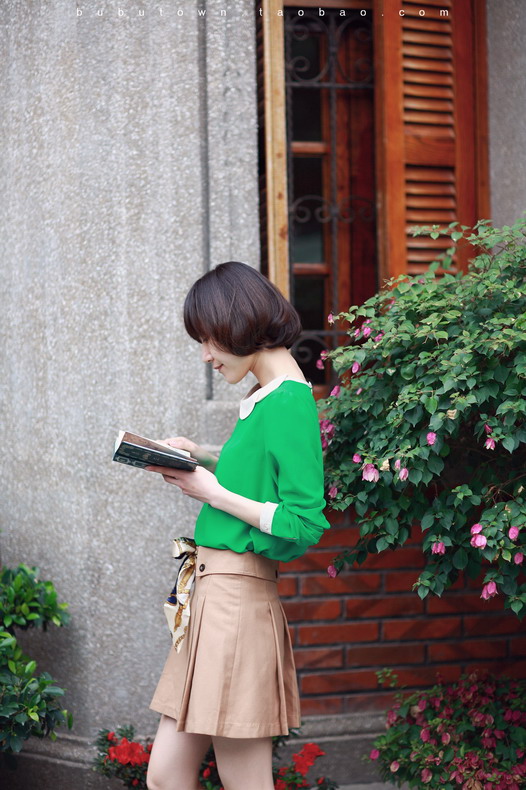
[201,343,213,363]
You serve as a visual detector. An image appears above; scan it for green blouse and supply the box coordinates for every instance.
[194,377,331,562]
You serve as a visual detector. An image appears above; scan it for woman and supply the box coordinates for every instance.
[146,261,330,790]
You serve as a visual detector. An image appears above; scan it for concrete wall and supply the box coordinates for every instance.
[0,1,259,786]
[487,0,526,225]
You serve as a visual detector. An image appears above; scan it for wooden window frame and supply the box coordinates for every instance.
[260,0,489,293]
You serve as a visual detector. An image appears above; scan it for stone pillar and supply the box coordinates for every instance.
[0,1,259,787]
[487,0,526,225]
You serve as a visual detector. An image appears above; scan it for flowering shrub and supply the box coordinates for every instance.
[319,218,526,616]
[93,726,338,789]
[369,670,526,789]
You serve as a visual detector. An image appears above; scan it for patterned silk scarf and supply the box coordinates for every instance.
[163,537,197,652]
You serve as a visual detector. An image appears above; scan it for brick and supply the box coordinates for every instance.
[427,592,503,615]
[383,617,461,641]
[463,661,526,680]
[346,643,425,667]
[277,577,297,597]
[301,669,379,694]
[363,547,425,570]
[346,595,424,619]
[511,637,526,657]
[384,570,420,592]
[298,622,379,646]
[326,508,353,526]
[301,573,381,596]
[299,696,345,716]
[286,550,341,573]
[428,639,507,663]
[342,690,397,713]
[318,525,359,548]
[283,599,342,622]
[293,647,344,670]
[464,615,523,638]
[394,665,461,688]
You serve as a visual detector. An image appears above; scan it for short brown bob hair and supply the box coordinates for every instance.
[184,261,302,356]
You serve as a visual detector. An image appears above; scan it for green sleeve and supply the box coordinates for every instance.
[262,387,330,546]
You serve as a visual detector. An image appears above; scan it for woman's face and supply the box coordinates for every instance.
[201,340,255,384]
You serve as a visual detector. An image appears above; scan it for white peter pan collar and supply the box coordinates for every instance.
[239,375,312,420]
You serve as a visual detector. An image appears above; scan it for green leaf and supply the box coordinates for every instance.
[452,548,468,570]
[421,513,435,530]
[424,396,438,414]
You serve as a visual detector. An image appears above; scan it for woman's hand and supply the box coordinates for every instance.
[160,436,219,472]
[146,464,224,505]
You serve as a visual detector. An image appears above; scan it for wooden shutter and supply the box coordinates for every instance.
[374,0,489,281]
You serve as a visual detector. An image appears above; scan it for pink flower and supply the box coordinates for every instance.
[356,387,363,395]
[481,580,498,600]
[471,533,487,549]
[394,459,401,470]
[426,432,436,446]
[328,313,334,324]
[369,748,380,761]
[320,350,328,360]
[353,328,361,338]
[485,437,496,450]
[432,541,446,555]
[417,698,427,712]
[364,318,372,324]
[509,526,520,541]
[421,768,433,784]
[351,361,361,374]
[471,523,483,534]
[316,358,324,370]
[373,333,384,342]
[352,453,362,463]
[399,467,409,481]
[327,565,337,578]
[362,464,379,483]
[484,423,492,434]
[514,552,524,565]
[441,732,451,745]
[330,385,341,397]
[390,761,400,773]
[319,419,335,450]
[328,486,338,499]
[362,326,372,337]
[420,728,431,742]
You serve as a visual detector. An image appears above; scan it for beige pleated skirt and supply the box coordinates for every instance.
[149,546,301,738]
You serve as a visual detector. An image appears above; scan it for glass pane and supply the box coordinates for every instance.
[294,276,325,330]
[291,157,325,264]
[291,88,321,141]
[293,276,327,384]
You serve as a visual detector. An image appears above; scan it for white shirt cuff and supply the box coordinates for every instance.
[260,502,278,535]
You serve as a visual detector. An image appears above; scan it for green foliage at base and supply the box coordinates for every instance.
[0,565,72,754]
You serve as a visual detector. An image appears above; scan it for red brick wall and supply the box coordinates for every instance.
[279,512,526,717]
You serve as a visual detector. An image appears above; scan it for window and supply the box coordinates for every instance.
[257,0,488,387]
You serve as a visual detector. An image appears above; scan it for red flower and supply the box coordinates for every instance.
[292,743,325,776]
[107,731,116,741]
[203,767,211,778]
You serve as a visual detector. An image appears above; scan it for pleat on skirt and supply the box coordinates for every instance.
[149,546,301,738]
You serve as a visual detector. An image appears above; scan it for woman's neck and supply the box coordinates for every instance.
[250,347,307,387]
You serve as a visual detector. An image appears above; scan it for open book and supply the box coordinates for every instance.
[113,431,199,471]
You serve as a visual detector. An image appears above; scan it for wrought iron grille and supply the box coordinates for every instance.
[284,7,376,385]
